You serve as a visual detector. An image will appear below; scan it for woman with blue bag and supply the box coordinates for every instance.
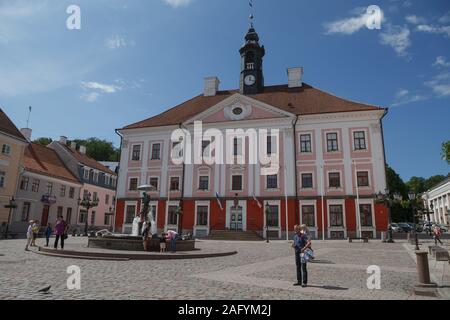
[292,224,312,287]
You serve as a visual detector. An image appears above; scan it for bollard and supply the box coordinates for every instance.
[381,231,386,242]
[416,252,431,284]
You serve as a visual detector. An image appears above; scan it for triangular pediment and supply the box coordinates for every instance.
[184,93,294,125]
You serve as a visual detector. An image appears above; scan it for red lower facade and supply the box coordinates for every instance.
[115,197,389,239]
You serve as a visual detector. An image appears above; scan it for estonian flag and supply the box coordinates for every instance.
[215,192,224,211]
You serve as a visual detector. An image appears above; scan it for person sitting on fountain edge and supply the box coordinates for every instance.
[142,222,151,251]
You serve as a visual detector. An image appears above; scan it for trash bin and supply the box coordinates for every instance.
[381,231,386,242]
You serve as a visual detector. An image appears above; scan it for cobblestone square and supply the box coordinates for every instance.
[0,237,448,300]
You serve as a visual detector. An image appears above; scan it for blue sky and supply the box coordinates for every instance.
[0,0,449,181]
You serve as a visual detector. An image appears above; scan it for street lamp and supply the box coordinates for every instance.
[77,193,99,236]
[265,203,270,243]
[3,197,17,239]
[408,191,420,251]
[376,188,400,243]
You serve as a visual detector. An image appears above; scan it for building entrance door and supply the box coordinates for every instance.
[41,205,50,226]
[230,206,243,231]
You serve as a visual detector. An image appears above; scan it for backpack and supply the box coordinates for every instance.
[435,227,442,237]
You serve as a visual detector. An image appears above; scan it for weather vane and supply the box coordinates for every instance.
[249,0,254,27]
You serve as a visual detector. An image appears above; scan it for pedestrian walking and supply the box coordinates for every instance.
[292,224,312,287]
[31,220,40,247]
[53,216,67,250]
[160,233,167,253]
[433,225,443,245]
[166,230,178,253]
[45,223,52,247]
[25,220,34,251]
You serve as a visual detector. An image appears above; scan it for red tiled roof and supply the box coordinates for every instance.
[123,84,383,130]
[24,143,80,183]
[0,108,27,141]
[59,143,117,175]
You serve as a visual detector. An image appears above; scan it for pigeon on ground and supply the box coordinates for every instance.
[38,285,51,294]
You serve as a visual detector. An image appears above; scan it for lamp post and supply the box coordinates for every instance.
[265,203,270,243]
[77,193,99,236]
[3,197,17,239]
[408,191,420,251]
[376,188,401,243]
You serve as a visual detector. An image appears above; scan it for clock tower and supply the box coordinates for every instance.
[239,22,265,95]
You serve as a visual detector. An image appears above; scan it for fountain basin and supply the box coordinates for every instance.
[88,235,196,252]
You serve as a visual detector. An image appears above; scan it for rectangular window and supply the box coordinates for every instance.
[105,194,110,205]
[93,172,99,183]
[132,145,141,161]
[199,176,209,191]
[360,204,373,227]
[196,206,208,226]
[83,168,90,180]
[328,172,341,188]
[104,214,111,225]
[0,171,5,188]
[266,175,278,189]
[66,208,72,224]
[329,205,344,227]
[93,192,98,202]
[302,205,315,227]
[111,177,117,187]
[20,177,29,191]
[267,136,272,155]
[32,179,40,192]
[357,171,369,187]
[301,173,313,189]
[46,182,53,195]
[151,143,161,160]
[300,134,312,153]
[326,133,339,152]
[354,131,367,150]
[149,177,159,190]
[90,211,96,225]
[232,175,243,191]
[266,205,279,227]
[125,205,136,224]
[57,206,63,217]
[168,206,178,225]
[21,202,31,222]
[105,175,110,186]
[69,187,75,199]
[129,178,138,191]
[60,185,66,197]
[233,137,242,156]
[201,140,210,158]
[170,177,180,191]
[79,210,87,223]
[1,144,11,155]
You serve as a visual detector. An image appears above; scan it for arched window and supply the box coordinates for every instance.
[245,51,255,70]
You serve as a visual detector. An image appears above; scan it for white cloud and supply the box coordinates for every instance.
[324,7,384,35]
[163,0,193,8]
[379,25,411,57]
[105,35,134,50]
[425,72,450,97]
[392,90,427,107]
[416,24,450,37]
[81,82,121,93]
[405,15,426,25]
[396,89,409,99]
[433,56,450,68]
[439,11,450,24]
[80,92,100,103]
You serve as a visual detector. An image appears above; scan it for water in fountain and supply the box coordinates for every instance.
[131,216,141,236]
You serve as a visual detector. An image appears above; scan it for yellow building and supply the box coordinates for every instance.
[0,109,28,231]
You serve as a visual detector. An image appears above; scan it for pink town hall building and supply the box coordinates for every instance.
[114,25,389,240]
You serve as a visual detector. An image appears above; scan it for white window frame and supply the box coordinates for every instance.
[123,201,138,230]
[194,201,210,237]
[352,129,369,152]
[325,130,340,153]
[299,133,313,154]
[149,176,160,191]
[128,176,140,191]
[264,200,281,239]
[198,168,211,192]
[358,199,376,238]
[300,172,314,190]
[165,200,180,232]
[356,170,371,189]
[131,143,142,161]
[105,174,110,186]
[83,167,90,180]
[231,174,244,191]
[299,200,317,238]
[327,170,343,191]
[169,175,181,191]
[1,144,11,155]
[327,199,347,239]
[93,170,99,183]
[265,173,279,190]
[150,142,162,160]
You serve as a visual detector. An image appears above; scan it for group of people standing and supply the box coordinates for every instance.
[25,216,68,251]
[142,222,178,253]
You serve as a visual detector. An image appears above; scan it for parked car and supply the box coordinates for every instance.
[423,222,433,234]
[389,223,402,233]
[398,222,413,233]
[407,222,423,232]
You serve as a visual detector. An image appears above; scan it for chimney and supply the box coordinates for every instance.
[20,128,32,142]
[59,136,67,145]
[204,77,220,97]
[70,141,77,149]
[79,145,86,154]
[287,67,303,88]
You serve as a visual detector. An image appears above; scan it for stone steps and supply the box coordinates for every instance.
[202,230,264,241]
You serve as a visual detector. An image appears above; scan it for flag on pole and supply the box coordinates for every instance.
[253,193,262,208]
[249,0,253,7]
[215,192,223,211]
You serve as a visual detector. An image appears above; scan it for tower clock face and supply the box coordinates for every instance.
[244,75,256,86]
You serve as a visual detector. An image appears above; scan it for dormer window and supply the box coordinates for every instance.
[83,168,89,180]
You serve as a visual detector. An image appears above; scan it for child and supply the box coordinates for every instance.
[25,220,34,251]
[45,223,52,247]
[31,220,40,247]
[160,233,167,253]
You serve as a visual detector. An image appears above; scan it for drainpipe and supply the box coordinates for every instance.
[379,108,390,231]
[178,123,188,235]
[292,115,300,227]
[114,128,124,233]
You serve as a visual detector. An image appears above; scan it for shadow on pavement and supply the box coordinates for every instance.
[308,284,349,291]
[309,260,335,264]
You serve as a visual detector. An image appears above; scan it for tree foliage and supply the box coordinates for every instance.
[442,141,450,164]
[70,138,119,162]
[33,137,53,146]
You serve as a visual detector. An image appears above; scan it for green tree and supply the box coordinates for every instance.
[442,141,450,164]
[424,175,447,191]
[405,176,426,194]
[385,165,409,222]
[70,138,119,162]
[33,137,53,146]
